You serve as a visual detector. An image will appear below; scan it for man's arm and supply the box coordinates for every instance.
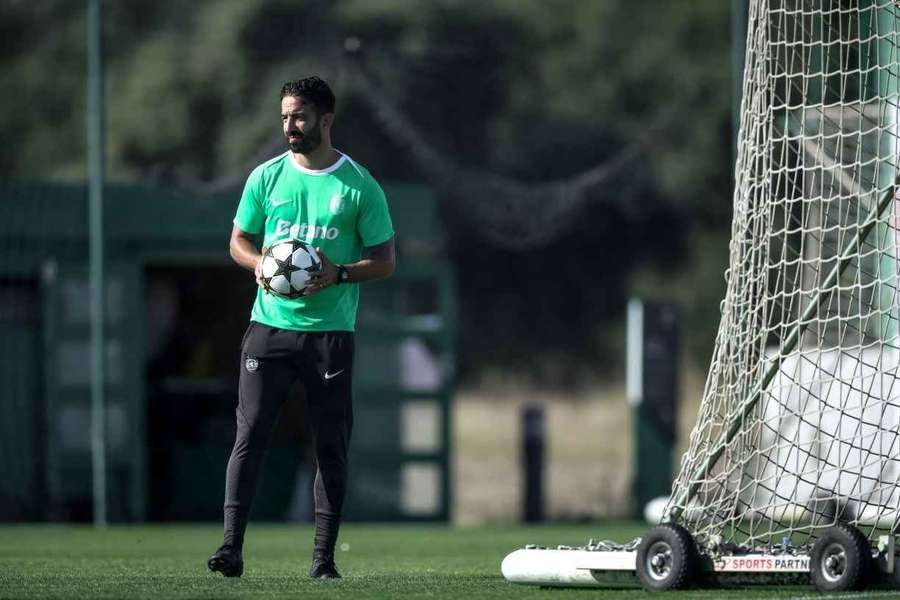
[305,235,396,295]
[344,235,396,283]
[229,224,265,284]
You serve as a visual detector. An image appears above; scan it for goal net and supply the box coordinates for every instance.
[666,0,900,550]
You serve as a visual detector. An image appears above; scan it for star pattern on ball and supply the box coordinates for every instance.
[260,239,321,298]
[271,251,303,280]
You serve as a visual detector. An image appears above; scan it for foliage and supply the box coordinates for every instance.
[0,1,737,381]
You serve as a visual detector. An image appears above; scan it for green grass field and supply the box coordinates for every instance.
[0,522,895,599]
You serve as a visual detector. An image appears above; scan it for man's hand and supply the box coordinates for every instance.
[301,236,395,296]
[254,248,268,291]
[304,247,339,296]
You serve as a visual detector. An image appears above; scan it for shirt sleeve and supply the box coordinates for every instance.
[233,166,266,234]
[357,174,394,247]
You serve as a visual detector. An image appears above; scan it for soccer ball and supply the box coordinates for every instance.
[643,496,669,524]
[259,239,321,298]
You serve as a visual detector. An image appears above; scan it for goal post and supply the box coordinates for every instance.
[504,0,900,591]
[666,0,900,548]
[668,174,899,526]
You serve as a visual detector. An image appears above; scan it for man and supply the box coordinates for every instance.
[207,76,395,579]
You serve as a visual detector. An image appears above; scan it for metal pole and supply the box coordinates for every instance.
[731,0,748,160]
[87,0,107,527]
[629,300,678,519]
[522,406,545,523]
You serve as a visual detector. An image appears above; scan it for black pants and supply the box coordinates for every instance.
[222,322,354,555]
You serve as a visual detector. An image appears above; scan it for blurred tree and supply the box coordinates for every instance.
[0,0,734,384]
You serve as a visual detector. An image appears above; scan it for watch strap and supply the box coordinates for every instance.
[336,265,349,284]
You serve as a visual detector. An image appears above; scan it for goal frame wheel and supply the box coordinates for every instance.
[635,523,698,591]
[810,523,872,592]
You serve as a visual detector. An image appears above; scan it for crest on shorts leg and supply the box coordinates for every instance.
[245,357,259,372]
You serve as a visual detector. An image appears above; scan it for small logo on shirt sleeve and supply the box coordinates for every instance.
[245,357,259,372]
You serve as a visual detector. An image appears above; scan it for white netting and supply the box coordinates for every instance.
[667,0,900,550]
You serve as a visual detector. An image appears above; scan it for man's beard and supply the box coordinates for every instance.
[287,126,322,155]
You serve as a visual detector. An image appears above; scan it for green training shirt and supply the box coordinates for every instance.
[233,150,394,332]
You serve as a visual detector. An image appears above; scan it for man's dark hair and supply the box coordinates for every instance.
[280,77,336,115]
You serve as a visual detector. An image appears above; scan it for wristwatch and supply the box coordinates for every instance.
[336,265,350,285]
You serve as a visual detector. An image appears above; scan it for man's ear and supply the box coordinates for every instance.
[320,112,335,130]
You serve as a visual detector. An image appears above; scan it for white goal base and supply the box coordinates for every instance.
[500,548,638,587]
[500,545,900,588]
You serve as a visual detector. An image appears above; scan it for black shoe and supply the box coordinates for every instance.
[208,544,243,577]
[309,552,341,579]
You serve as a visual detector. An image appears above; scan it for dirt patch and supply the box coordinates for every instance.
[452,367,704,525]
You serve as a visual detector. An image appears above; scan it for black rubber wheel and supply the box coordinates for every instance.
[635,523,699,591]
[810,523,872,592]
